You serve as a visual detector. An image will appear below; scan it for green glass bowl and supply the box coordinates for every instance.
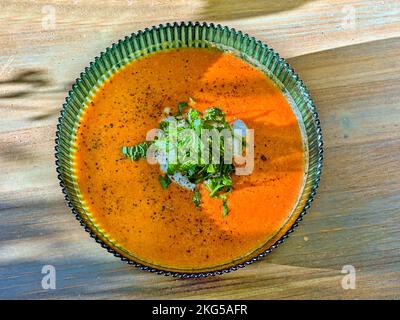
[55,22,323,277]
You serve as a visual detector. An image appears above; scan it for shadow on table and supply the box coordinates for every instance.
[0,69,50,99]
[199,0,314,20]
[0,68,74,121]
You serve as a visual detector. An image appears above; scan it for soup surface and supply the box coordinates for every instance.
[75,47,305,270]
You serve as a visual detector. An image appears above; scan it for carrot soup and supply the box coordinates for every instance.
[74,48,305,270]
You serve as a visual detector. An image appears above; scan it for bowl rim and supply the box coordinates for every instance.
[55,21,323,278]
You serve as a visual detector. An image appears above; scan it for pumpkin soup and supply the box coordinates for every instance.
[74,48,305,270]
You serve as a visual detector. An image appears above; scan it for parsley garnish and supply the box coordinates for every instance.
[122,100,244,216]
[192,189,202,207]
[121,142,150,160]
[158,175,172,190]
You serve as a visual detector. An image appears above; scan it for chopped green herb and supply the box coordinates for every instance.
[122,101,245,216]
[189,96,196,105]
[192,189,201,207]
[158,175,171,189]
[121,142,150,160]
[177,101,188,115]
[222,198,229,217]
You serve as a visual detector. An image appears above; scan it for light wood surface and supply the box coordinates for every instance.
[1,0,400,299]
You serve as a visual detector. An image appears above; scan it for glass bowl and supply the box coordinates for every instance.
[55,22,323,277]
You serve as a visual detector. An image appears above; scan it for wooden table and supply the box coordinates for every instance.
[1,0,399,299]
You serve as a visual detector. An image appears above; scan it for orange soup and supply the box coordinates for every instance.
[75,48,305,270]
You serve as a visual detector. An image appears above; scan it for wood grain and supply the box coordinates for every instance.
[1,0,399,299]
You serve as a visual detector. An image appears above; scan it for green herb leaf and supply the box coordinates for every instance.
[193,189,201,207]
[189,96,196,105]
[222,198,229,216]
[187,108,201,125]
[204,107,226,123]
[121,142,150,160]
[206,176,233,198]
[177,101,188,115]
[158,175,172,189]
